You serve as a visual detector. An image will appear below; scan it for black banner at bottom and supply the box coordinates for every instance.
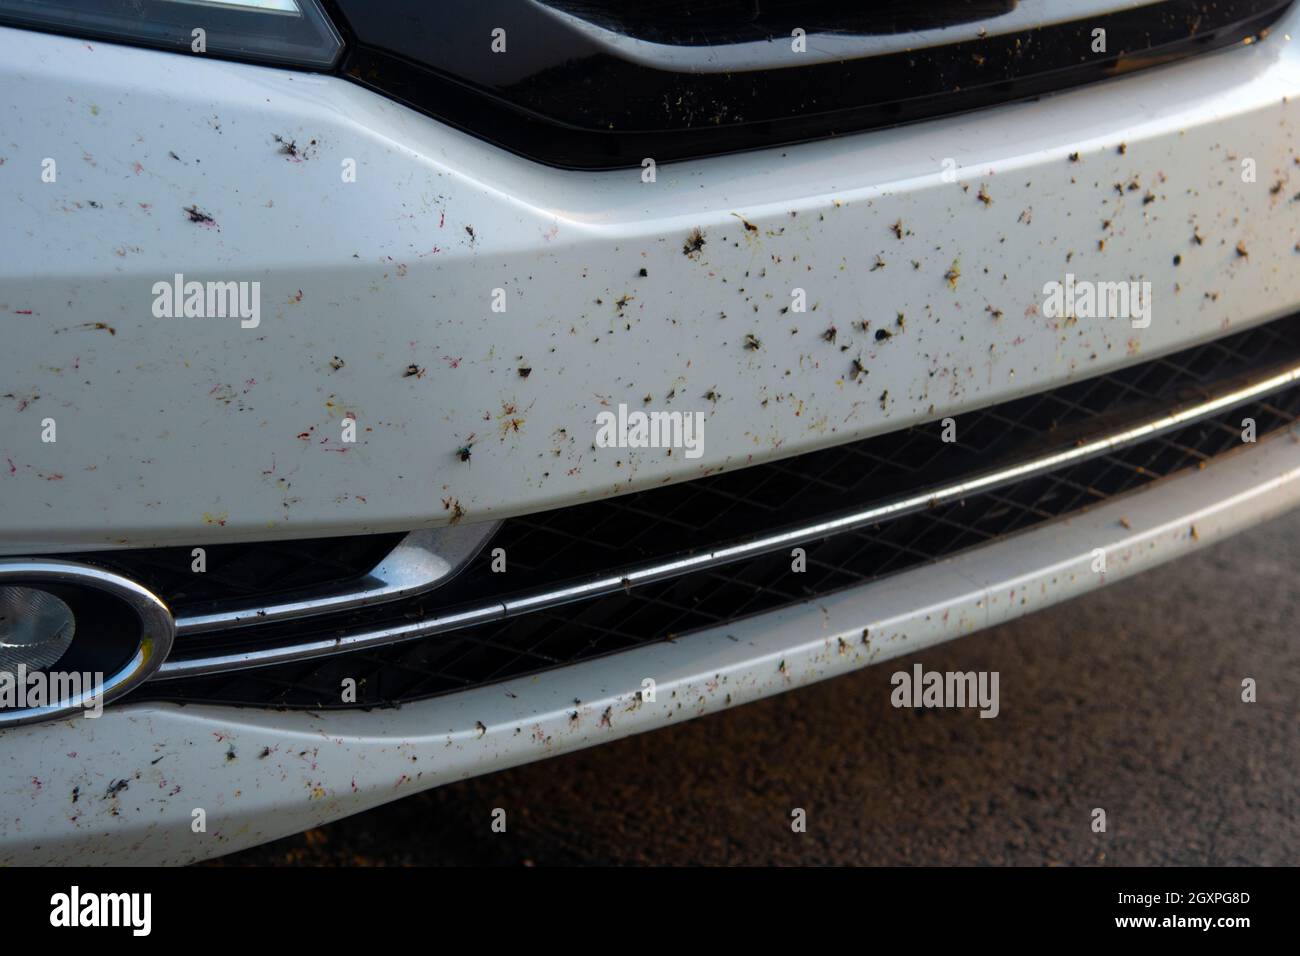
[0,865,1284,942]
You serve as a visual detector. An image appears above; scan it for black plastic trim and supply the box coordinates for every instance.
[332,0,1292,169]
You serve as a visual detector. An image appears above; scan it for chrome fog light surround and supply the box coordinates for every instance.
[0,560,174,729]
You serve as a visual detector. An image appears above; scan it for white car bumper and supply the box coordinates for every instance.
[4,424,1300,865]
[1,6,1299,864]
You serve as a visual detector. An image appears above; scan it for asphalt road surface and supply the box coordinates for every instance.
[219,508,1300,866]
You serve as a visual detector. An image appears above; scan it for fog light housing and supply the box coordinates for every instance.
[0,561,175,727]
[0,585,75,672]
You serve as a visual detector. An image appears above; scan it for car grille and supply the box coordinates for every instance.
[65,533,404,613]
[333,0,1294,168]
[127,312,1300,709]
[539,0,1020,44]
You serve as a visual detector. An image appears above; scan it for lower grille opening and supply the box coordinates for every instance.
[65,533,405,614]
[134,314,1300,709]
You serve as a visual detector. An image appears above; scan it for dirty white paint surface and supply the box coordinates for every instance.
[1,17,1298,552]
[2,425,1299,864]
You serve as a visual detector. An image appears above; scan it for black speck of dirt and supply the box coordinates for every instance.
[104,779,129,799]
[403,364,422,378]
[1173,254,1182,266]
[183,204,215,225]
[822,326,837,343]
[456,443,473,462]
[638,267,648,277]
[150,754,165,765]
[683,227,706,257]
[875,328,892,342]
[272,134,300,158]
[465,225,475,241]
[1117,142,1127,155]
[1068,151,1080,162]
[744,333,762,350]
[258,747,272,759]
[225,745,237,762]
[518,367,532,378]
[329,355,345,371]
[71,786,80,803]
[87,200,102,209]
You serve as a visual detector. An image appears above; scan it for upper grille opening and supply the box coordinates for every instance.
[335,0,1293,168]
[542,0,1018,44]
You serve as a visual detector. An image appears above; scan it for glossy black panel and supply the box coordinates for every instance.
[327,0,1292,168]
[542,0,1017,44]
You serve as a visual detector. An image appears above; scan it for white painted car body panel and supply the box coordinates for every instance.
[3,424,1298,865]
[1,8,1299,863]
[0,15,1298,553]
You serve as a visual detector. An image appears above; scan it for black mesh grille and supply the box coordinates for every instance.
[66,533,404,612]
[132,314,1300,710]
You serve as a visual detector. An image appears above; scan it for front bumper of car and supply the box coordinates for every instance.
[1,3,1299,863]
[6,428,1300,865]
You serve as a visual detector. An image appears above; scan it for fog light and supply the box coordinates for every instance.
[0,586,76,672]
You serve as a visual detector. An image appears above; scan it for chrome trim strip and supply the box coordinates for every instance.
[0,559,175,727]
[173,522,500,635]
[154,359,1300,680]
